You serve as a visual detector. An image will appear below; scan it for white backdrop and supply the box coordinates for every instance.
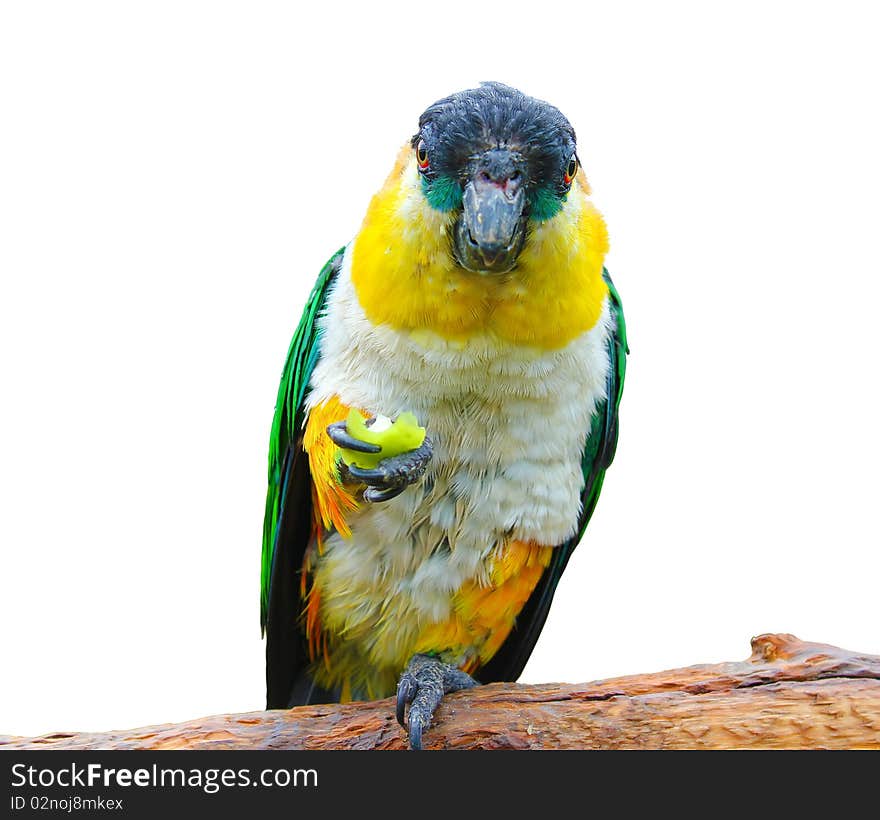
[1,1,878,737]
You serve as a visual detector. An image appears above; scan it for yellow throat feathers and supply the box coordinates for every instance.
[351,146,609,350]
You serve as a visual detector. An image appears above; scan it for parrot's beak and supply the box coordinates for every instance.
[453,162,527,274]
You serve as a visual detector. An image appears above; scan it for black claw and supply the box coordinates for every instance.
[396,676,415,728]
[408,718,423,751]
[326,421,381,454]
[346,464,388,484]
[364,485,406,503]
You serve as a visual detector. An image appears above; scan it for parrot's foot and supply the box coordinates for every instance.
[396,654,477,750]
[327,420,433,503]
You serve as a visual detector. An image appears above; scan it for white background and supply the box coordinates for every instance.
[1,1,878,738]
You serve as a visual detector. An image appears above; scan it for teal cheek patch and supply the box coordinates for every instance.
[422,176,565,221]
[421,175,463,212]
[529,186,566,222]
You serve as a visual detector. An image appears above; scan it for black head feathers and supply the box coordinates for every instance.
[413,82,577,196]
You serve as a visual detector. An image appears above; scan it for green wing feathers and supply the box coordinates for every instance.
[577,268,628,542]
[260,248,345,632]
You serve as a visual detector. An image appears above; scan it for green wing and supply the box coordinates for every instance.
[261,248,344,707]
[475,268,628,683]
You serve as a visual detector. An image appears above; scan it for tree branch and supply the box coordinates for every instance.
[3,634,879,750]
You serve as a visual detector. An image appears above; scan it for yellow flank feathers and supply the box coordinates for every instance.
[414,540,554,671]
[350,148,609,350]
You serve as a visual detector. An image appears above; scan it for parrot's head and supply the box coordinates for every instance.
[351,82,608,349]
[414,82,578,274]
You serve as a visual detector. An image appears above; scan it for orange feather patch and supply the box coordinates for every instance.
[302,396,359,539]
[301,396,361,667]
[414,540,554,671]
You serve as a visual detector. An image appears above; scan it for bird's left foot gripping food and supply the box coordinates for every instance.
[327,411,433,503]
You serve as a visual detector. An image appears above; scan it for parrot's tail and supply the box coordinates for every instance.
[284,671,340,708]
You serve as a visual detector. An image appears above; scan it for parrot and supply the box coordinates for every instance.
[260,82,627,749]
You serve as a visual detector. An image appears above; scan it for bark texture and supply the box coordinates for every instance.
[3,634,878,750]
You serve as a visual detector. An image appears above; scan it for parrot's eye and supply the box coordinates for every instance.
[563,156,578,186]
[416,140,429,171]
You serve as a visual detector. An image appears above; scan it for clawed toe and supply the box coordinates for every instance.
[326,420,381,453]
[396,674,416,728]
[347,463,392,484]
[395,654,477,750]
[364,485,407,503]
[328,422,434,505]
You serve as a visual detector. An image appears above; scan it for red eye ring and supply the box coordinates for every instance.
[416,139,429,170]
[563,156,578,186]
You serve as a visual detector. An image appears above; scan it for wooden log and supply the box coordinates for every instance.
[2,634,879,750]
